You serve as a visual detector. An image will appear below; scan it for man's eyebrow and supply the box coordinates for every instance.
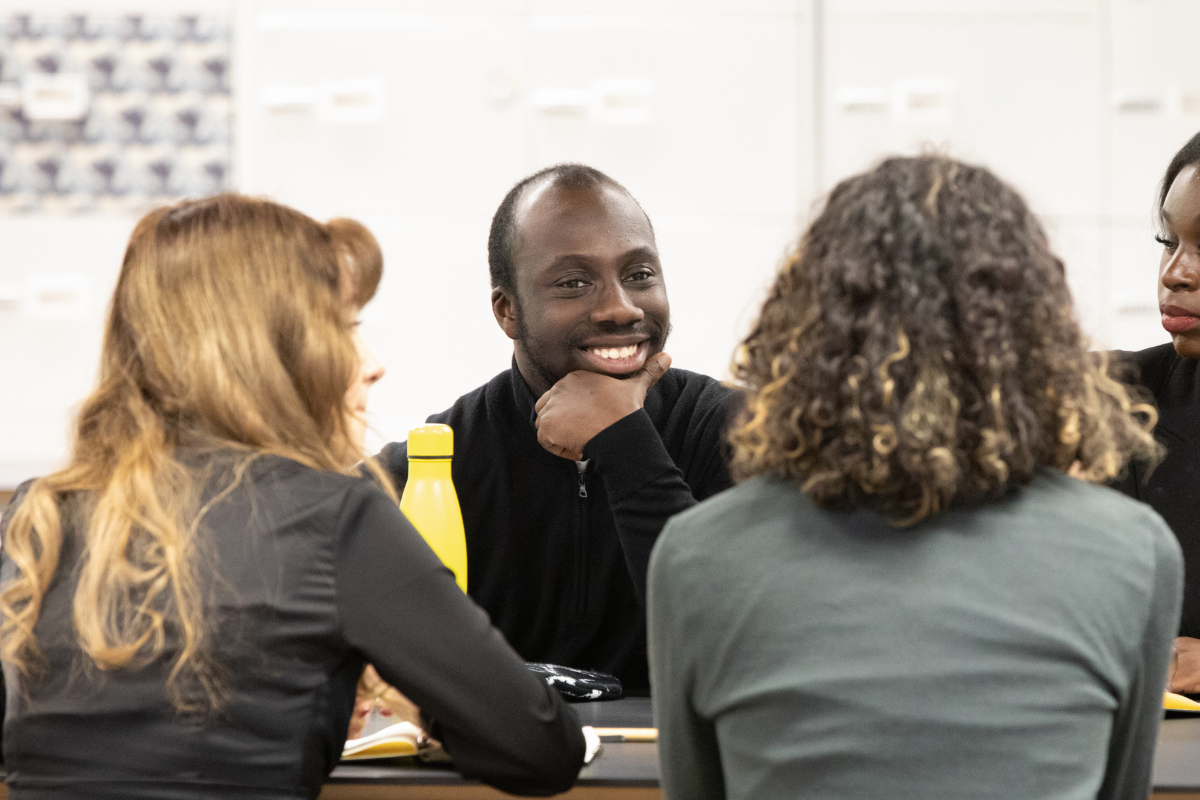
[544,247,659,271]
[622,246,659,262]
[547,253,594,269]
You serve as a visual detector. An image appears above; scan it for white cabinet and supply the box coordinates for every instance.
[237,0,813,443]
[519,3,813,383]
[822,0,1103,218]
[524,7,808,217]
[1104,0,1200,348]
[11,0,1194,484]
[241,1,527,217]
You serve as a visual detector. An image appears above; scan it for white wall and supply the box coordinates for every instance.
[2,0,1196,487]
[236,0,812,456]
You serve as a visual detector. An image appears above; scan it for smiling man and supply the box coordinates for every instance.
[379,164,735,692]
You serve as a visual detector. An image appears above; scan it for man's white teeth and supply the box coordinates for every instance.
[590,345,638,360]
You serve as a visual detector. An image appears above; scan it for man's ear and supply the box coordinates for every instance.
[491,287,520,341]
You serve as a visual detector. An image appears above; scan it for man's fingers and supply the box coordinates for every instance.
[1170,637,1200,694]
[537,426,583,461]
[635,352,672,392]
[545,441,584,461]
[534,391,550,414]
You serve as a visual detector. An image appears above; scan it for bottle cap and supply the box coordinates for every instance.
[408,424,454,458]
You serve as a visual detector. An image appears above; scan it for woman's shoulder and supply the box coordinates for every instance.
[1024,469,1181,567]
[199,452,393,531]
[1112,342,1185,397]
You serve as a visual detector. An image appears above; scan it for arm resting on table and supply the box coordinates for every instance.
[335,483,586,796]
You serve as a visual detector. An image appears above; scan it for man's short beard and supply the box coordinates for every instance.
[515,320,564,394]
[514,300,564,391]
[516,298,672,387]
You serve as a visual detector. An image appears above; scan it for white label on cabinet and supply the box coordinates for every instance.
[590,79,654,126]
[24,274,91,321]
[319,79,386,124]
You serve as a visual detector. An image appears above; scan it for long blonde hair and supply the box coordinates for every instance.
[1,194,394,711]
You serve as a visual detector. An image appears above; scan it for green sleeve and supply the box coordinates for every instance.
[649,518,727,800]
[1096,515,1183,800]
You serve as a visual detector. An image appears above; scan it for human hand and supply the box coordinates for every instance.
[534,352,672,460]
[1169,636,1200,694]
[346,664,422,740]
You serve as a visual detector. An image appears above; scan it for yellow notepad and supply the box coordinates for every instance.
[1164,692,1200,712]
[341,720,421,760]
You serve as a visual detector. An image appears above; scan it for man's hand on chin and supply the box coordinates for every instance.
[534,352,672,460]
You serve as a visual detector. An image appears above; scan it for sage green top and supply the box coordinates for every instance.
[648,470,1181,800]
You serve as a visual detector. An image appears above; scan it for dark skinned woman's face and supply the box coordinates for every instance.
[1159,163,1200,359]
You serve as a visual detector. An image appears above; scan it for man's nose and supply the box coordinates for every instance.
[1162,248,1200,293]
[591,280,644,326]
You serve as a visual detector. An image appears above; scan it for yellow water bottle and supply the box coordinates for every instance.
[399,424,468,593]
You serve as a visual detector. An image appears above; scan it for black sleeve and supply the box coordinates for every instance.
[583,410,696,606]
[376,441,409,490]
[1107,346,1175,501]
[334,482,586,796]
[581,385,734,606]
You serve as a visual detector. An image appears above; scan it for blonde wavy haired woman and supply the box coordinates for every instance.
[0,194,584,799]
[648,156,1181,800]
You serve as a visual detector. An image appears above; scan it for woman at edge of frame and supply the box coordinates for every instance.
[648,154,1181,800]
[1114,129,1200,696]
[0,194,585,800]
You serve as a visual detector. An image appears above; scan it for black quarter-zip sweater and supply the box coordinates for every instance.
[1113,343,1200,639]
[379,363,735,692]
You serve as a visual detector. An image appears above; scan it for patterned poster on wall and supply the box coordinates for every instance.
[0,11,231,214]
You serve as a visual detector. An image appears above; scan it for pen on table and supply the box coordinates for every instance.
[592,727,658,743]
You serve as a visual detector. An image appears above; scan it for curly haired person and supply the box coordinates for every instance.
[648,155,1180,800]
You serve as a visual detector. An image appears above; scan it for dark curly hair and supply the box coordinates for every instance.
[729,155,1159,525]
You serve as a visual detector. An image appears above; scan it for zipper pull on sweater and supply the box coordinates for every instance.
[575,460,589,498]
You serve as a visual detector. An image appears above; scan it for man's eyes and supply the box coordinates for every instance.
[554,268,655,289]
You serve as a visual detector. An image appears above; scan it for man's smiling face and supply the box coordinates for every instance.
[493,178,670,397]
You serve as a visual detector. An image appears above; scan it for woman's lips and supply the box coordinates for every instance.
[1162,306,1200,334]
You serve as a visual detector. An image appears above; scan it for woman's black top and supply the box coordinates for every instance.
[0,453,585,799]
[1115,343,1200,637]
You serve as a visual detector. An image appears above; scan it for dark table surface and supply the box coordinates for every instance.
[329,696,658,787]
[331,701,1200,791]
[1153,718,1200,791]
